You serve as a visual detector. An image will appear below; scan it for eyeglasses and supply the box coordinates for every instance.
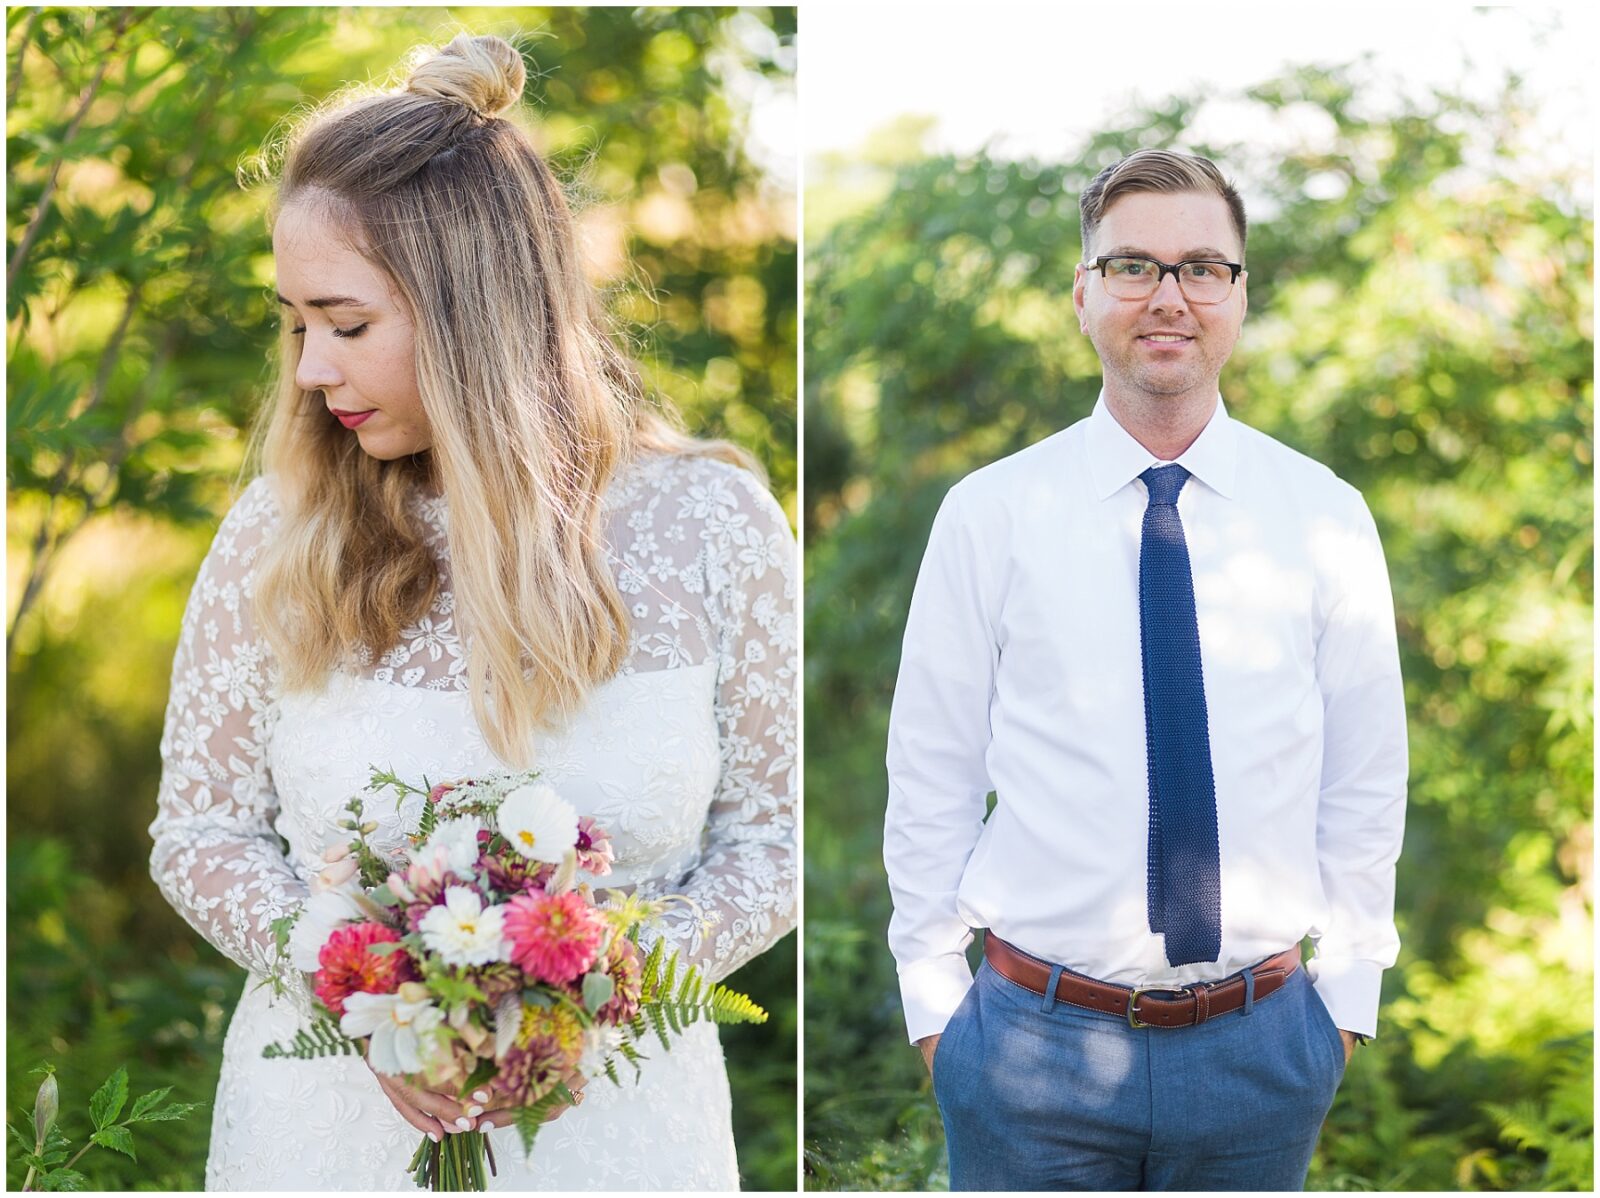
[1080,255,1244,304]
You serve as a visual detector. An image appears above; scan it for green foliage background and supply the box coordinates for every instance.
[803,61,1594,1191]
[7,6,796,1190]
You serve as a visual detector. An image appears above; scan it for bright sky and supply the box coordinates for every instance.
[801,3,1594,181]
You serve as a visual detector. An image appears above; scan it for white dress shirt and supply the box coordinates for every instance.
[884,394,1407,1044]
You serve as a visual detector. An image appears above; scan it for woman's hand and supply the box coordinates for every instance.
[363,1047,590,1139]
[362,1049,477,1140]
[474,1069,589,1131]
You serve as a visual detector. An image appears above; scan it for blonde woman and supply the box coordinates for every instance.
[148,35,795,1191]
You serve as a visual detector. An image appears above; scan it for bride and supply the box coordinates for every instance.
[148,34,795,1191]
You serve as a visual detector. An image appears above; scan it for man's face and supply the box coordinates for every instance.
[1073,190,1247,404]
[274,198,432,460]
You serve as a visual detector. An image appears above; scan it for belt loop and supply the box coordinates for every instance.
[1040,963,1065,1013]
[1240,965,1256,1018]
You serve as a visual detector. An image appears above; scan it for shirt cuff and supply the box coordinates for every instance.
[1305,955,1384,1039]
[898,952,976,1044]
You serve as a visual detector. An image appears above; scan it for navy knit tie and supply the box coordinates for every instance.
[1138,464,1222,966]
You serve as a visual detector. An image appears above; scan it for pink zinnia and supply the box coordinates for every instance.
[313,922,415,1017]
[503,891,604,984]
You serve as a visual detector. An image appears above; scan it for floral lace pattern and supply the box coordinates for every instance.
[148,452,796,1189]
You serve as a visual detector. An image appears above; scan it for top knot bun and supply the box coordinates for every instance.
[405,34,525,119]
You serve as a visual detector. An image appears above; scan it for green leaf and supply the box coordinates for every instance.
[90,1123,136,1160]
[123,1100,203,1123]
[270,913,299,959]
[128,1086,174,1122]
[37,1168,88,1191]
[461,1057,498,1096]
[126,1086,203,1123]
[581,971,615,1014]
[34,1123,72,1167]
[88,1065,128,1131]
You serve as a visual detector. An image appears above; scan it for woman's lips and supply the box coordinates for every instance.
[332,409,375,429]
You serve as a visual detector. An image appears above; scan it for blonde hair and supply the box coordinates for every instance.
[1079,149,1247,260]
[246,33,755,766]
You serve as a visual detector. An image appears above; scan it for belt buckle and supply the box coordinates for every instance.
[1126,986,1155,1029]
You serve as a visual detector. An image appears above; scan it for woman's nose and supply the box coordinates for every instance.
[294,335,342,393]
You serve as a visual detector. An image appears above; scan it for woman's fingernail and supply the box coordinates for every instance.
[455,1116,473,1130]
[480,1119,494,1131]
[473,1089,490,1103]
[467,1104,484,1117]
[428,1131,440,1143]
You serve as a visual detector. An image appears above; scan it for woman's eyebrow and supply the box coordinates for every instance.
[276,293,371,309]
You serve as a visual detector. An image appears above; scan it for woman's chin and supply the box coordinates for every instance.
[353,429,433,461]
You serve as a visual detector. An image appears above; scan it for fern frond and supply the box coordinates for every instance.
[676,967,703,1008]
[262,1017,362,1061]
[416,799,439,841]
[638,937,666,996]
[639,980,768,1030]
[510,1083,575,1157]
[645,1004,671,1050]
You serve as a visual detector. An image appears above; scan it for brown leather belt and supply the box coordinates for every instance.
[984,934,1302,1028]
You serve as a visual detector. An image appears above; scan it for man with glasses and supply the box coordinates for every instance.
[883,149,1407,1191]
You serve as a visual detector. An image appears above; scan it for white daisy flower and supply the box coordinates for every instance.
[417,886,508,967]
[341,986,445,1076]
[419,815,486,876]
[576,1024,625,1078]
[496,783,578,864]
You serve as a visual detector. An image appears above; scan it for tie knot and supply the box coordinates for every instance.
[1140,464,1191,506]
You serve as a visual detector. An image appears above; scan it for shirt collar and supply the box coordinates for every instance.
[1085,390,1239,501]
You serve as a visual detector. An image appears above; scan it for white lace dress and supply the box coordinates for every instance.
[148,453,797,1191]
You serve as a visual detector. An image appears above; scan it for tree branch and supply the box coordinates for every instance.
[7,6,42,109]
[6,8,139,294]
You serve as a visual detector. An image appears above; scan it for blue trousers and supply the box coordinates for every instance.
[932,956,1346,1191]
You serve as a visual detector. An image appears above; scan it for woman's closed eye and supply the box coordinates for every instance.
[289,323,369,339]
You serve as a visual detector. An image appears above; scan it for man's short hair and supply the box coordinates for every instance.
[1079,150,1247,261]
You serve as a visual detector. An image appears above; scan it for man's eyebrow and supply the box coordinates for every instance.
[1099,245,1235,261]
[276,293,371,309]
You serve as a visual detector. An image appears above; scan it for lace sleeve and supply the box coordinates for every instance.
[638,460,798,984]
[147,477,311,1008]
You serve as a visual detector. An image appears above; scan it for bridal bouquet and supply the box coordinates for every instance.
[263,766,766,1191]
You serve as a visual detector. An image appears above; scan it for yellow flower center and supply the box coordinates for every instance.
[518,830,536,848]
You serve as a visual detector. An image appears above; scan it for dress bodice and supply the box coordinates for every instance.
[149,451,797,1012]
[271,666,720,890]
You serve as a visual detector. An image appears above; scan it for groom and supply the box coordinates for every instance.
[883,149,1407,1192]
